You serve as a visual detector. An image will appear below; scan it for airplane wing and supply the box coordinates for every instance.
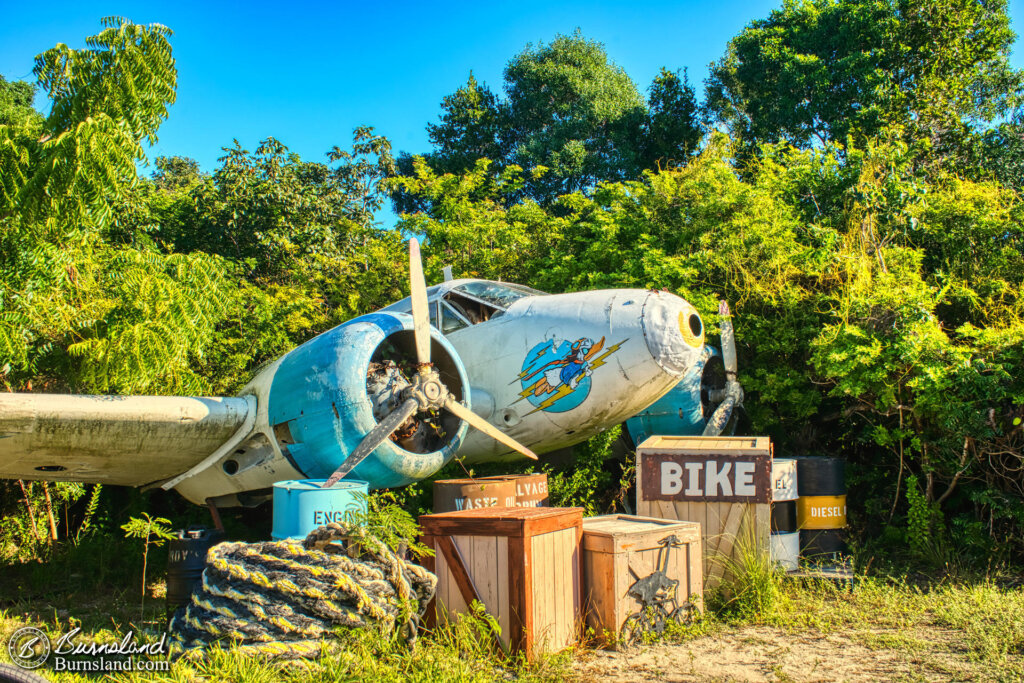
[0,393,254,486]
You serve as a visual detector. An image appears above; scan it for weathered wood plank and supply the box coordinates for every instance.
[496,535,510,646]
[420,507,581,659]
[437,535,482,608]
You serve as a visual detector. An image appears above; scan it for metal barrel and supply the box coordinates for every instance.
[796,457,848,561]
[800,529,848,559]
[479,473,550,507]
[769,458,799,571]
[795,456,846,496]
[771,458,798,501]
[770,531,800,571]
[432,478,517,513]
[771,500,797,533]
[166,526,223,617]
[271,479,369,540]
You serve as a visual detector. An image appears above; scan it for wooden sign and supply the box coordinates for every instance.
[635,436,772,587]
[641,452,771,503]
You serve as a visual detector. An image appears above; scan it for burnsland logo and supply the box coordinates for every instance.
[8,627,50,669]
[7,626,170,673]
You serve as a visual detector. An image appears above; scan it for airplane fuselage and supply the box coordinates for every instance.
[173,281,707,503]
[0,278,712,506]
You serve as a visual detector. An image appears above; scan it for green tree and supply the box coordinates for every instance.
[503,32,646,199]
[0,18,235,394]
[121,512,174,615]
[401,32,701,207]
[392,158,556,283]
[425,73,506,176]
[161,129,395,281]
[152,155,203,190]
[0,75,39,128]
[705,0,1023,166]
[642,68,703,169]
[971,113,1024,193]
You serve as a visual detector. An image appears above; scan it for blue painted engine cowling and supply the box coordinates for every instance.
[625,346,720,445]
[266,312,470,490]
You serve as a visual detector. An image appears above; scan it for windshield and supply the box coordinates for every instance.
[451,282,546,310]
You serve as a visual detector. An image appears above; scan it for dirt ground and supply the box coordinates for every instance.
[572,625,1023,683]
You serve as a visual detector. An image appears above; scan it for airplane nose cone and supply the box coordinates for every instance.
[641,292,705,376]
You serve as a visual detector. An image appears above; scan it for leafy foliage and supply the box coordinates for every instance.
[705,0,1023,167]
[347,490,434,560]
[8,17,176,234]
[121,512,175,612]
[544,426,621,515]
[643,68,704,169]
[399,31,702,207]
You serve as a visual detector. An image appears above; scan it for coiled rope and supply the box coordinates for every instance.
[168,522,436,658]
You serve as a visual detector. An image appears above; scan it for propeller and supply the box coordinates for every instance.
[702,300,744,437]
[322,239,537,488]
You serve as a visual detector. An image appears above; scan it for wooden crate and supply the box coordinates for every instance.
[419,507,583,658]
[636,435,772,585]
[581,514,702,645]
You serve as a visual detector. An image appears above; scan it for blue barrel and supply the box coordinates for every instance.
[271,479,369,540]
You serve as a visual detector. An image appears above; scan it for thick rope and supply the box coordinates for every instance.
[168,522,436,659]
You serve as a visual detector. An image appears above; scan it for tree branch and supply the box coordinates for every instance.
[936,437,973,506]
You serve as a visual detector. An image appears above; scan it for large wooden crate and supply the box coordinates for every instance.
[419,507,583,658]
[636,436,772,585]
[581,514,702,645]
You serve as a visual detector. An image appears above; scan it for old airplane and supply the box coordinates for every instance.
[0,240,741,507]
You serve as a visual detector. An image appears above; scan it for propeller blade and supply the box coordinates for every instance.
[719,300,737,377]
[702,395,736,437]
[321,398,419,488]
[444,397,538,461]
[409,238,432,370]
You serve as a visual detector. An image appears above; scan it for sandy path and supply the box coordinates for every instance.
[571,625,1019,682]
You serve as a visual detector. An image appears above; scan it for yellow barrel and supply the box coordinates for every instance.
[796,495,847,529]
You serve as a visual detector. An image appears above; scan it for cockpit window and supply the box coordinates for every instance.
[380,280,546,331]
[450,282,545,309]
[444,291,498,324]
[440,302,468,333]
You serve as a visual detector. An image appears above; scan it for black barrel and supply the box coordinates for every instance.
[771,500,797,533]
[795,457,846,496]
[800,529,848,560]
[796,456,848,564]
[166,526,222,618]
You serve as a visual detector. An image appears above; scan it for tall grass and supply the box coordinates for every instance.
[705,526,788,623]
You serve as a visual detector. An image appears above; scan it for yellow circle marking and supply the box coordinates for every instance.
[678,310,704,348]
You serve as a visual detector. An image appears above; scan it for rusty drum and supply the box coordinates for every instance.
[433,478,517,513]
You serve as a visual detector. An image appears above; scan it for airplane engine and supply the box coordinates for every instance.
[169,312,472,505]
[261,312,472,490]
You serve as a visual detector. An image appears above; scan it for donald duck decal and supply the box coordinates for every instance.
[512,336,627,415]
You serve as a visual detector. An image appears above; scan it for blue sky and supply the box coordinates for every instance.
[4,0,1024,198]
